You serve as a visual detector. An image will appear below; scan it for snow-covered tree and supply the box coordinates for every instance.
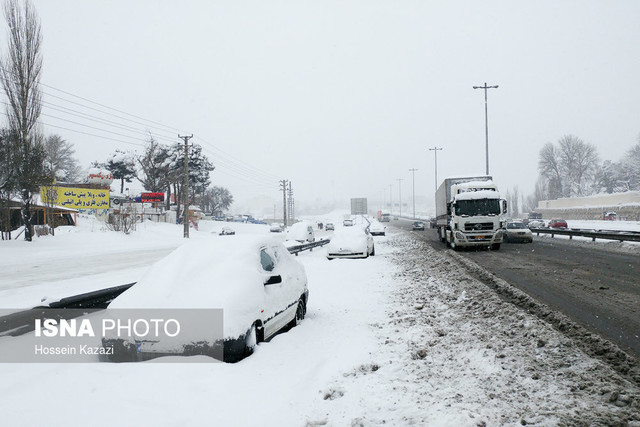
[43,134,81,182]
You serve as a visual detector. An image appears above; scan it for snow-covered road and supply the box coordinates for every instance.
[0,216,638,425]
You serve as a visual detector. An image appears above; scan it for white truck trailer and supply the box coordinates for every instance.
[435,176,506,250]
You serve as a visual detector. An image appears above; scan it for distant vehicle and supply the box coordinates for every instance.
[528,219,545,229]
[287,221,315,243]
[528,212,543,220]
[219,226,235,235]
[412,221,425,231]
[343,219,354,227]
[548,219,568,229]
[326,226,375,259]
[103,235,309,363]
[269,223,283,233]
[380,213,391,223]
[369,221,386,236]
[602,212,617,221]
[435,176,507,250]
[325,223,335,231]
[503,221,533,243]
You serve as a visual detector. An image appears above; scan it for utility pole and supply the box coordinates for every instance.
[473,82,498,175]
[389,184,393,216]
[409,168,418,219]
[287,182,294,225]
[178,134,193,238]
[397,178,404,218]
[279,180,288,228]
[429,146,442,191]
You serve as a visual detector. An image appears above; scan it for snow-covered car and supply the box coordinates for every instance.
[326,226,375,259]
[369,221,386,236]
[286,221,315,243]
[503,221,533,243]
[528,219,545,228]
[269,223,283,233]
[219,226,235,235]
[343,219,354,227]
[103,235,309,363]
[325,222,335,231]
[412,221,425,231]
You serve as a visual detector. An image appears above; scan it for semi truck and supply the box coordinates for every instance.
[435,176,506,250]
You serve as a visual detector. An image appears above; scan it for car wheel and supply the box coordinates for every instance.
[288,298,306,329]
[370,245,375,256]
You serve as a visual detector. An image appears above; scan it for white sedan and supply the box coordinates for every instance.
[103,235,308,363]
[326,226,375,259]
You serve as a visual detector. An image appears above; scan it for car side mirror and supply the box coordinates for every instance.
[502,199,508,214]
[264,275,282,285]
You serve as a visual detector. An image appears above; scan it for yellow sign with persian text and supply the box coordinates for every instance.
[41,186,110,210]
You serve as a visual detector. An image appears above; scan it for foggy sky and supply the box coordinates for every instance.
[20,1,640,214]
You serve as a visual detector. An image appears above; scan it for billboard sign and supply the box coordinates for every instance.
[41,186,109,210]
[350,198,368,215]
[141,192,165,203]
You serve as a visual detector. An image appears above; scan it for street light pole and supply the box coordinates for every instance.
[397,178,404,218]
[429,147,442,191]
[389,184,393,216]
[473,82,498,175]
[409,168,418,219]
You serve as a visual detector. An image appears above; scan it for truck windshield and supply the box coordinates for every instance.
[455,199,501,216]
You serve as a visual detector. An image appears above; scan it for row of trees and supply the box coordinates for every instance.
[93,137,233,218]
[535,134,640,206]
[0,0,231,240]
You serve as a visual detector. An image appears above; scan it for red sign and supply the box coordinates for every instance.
[141,192,165,202]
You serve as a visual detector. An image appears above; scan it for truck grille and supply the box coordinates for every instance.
[464,222,494,231]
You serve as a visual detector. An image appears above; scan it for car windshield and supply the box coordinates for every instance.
[507,222,526,229]
[455,199,501,216]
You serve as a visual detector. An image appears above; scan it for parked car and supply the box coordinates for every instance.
[269,223,283,233]
[503,221,533,243]
[527,219,545,229]
[103,235,308,363]
[369,221,386,236]
[325,222,335,231]
[343,219,354,227]
[412,221,425,231]
[326,226,375,259]
[219,226,235,235]
[548,219,568,229]
[286,221,315,243]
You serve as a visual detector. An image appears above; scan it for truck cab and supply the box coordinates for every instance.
[436,177,507,250]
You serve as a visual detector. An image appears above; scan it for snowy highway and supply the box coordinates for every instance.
[392,217,640,362]
[0,216,639,425]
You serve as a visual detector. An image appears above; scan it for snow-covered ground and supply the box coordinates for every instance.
[0,216,639,425]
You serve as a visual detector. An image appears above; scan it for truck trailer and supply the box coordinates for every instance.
[435,176,506,250]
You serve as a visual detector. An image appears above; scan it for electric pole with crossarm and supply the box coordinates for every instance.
[179,134,193,238]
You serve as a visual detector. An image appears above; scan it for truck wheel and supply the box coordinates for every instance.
[491,243,501,250]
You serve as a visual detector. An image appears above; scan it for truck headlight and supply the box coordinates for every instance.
[495,230,503,239]
[455,231,465,241]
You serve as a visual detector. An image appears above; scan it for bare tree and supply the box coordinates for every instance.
[557,135,599,197]
[44,134,81,182]
[0,0,46,241]
[538,142,563,199]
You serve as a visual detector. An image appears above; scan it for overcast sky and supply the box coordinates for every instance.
[16,1,640,214]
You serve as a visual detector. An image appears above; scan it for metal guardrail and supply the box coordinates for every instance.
[530,227,640,242]
[287,238,330,255]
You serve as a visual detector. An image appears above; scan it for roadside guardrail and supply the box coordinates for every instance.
[287,238,330,255]
[530,227,640,243]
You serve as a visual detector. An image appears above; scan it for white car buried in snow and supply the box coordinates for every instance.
[326,226,375,259]
[103,234,308,363]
